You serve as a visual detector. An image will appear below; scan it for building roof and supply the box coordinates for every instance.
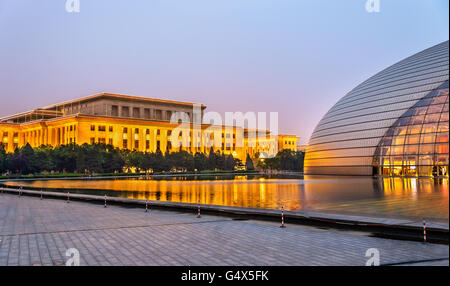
[40,92,207,110]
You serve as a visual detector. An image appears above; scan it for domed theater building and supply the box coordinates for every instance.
[305,41,449,177]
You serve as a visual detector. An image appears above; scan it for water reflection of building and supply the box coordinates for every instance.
[305,41,449,177]
[3,176,448,218]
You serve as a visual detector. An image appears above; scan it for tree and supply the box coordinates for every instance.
[0,143,6,174]
[245,154,255,171]
[194,152,208,171]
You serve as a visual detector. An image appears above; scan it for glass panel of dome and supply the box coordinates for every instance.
[393,126,408,136]
[418,166,432,176]
[391,146,404,155]
[404,155,417,165]
[427,104,444,114]
[436,143,449,154]
[436,155,449,165]
[396,117,411,126]
[407,125,422,134]
[411,116,424,125]
[437,121,448,132]
[419,144,434,155]
[404,145,419,155]
[420,133,436,144]
[436,132,448,143]
[430,96,447,104]
[424,113,441,123]
[421,123,437,133]
[392,156,403,166]
[405,134,420,145]
[404,166,417,176]
[392,135,405,145]
[416,98,433,107]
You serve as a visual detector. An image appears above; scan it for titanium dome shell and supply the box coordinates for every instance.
[304,41,449,177]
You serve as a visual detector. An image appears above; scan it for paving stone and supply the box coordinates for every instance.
[0,193,448,266]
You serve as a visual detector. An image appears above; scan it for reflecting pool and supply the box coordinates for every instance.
[1,175,448,220]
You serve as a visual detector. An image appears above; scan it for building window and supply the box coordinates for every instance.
[98,126,106,132]
[108,138,113,145]
[156,141,160,151]
[144,108,151,119]
[123,139,128,149]
[166,111,172,121]
[111,105,119,116]
[99,138,106,144]
[122,106,130,117]
[90,138,95,144]
[123,127,128,134]
[91,125,95,131]
[70,125,73,131]
[157,129,160,135]
[133,107,140,118]
[146,140,150,149]
[155,109,162,120]
[109,126,113,132]
[134,140,139,149]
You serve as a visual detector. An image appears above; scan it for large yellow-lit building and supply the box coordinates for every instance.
[0,93,299,161]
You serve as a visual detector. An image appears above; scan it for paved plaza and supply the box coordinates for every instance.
[0,193,448,266]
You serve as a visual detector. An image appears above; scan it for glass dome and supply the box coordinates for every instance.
[373,81,449,177]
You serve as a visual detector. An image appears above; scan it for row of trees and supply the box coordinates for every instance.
[0,143,241,175]
[0,143,305,175]
[255,150,305,172]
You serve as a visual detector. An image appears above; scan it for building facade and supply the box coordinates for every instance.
[0,93,299,162]
[305,41,449,177]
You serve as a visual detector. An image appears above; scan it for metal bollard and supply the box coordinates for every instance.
[423,219,427,243]
[145,199,148,212]
[40,189,43,200]
[104,194,107,208]
[280,206,286,228]
[197,201,201,218]
[67,192,70,203]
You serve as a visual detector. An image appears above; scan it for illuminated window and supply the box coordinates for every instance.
[374,81,449,177]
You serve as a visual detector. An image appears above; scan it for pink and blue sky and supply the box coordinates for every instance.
[0,0,448,144]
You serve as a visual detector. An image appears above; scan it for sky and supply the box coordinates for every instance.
[0,0,448,145]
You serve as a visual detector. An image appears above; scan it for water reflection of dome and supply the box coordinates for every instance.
[305,41,449,177]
